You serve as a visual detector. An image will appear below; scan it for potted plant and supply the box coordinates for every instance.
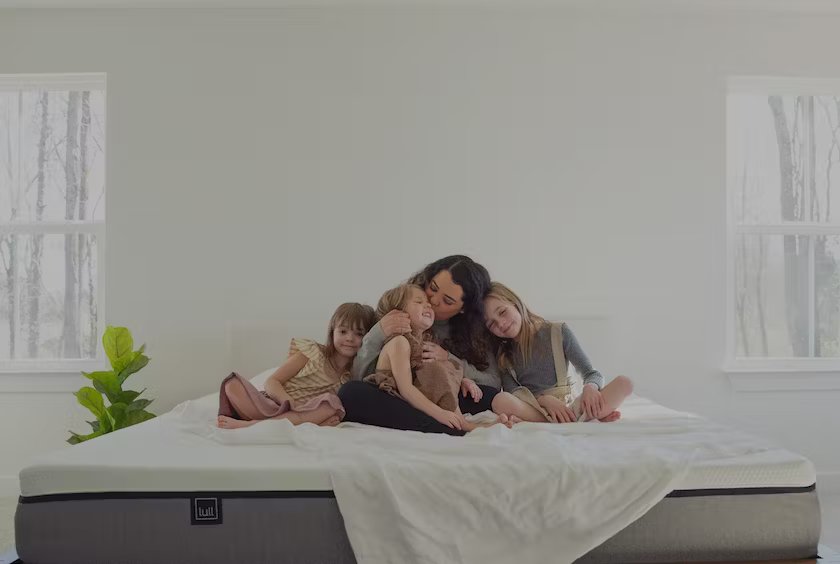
[68,326,156,444]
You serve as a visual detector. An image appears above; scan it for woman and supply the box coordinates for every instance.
[339,255,500,435]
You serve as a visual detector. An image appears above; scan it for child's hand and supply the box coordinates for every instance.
[380,310,411,338]
[433,408,465,430]
[421,342,449,363]
[580,383,605,420]
[460,378,483,402]
[538,395,577,423]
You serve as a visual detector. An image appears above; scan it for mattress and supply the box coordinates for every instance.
[15,392,822,564]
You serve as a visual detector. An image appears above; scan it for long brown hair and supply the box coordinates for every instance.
[486,282,547,371]
[323,302,377,359]
[409,255,491,370]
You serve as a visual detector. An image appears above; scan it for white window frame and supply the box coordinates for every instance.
[725,76,840,390]
[0,73,107,387]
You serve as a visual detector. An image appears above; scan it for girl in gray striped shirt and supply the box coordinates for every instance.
[485,282,634,424]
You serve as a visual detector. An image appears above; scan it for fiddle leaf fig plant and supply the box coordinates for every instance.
[68,326,156,445]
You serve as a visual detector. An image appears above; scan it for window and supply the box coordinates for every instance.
[0,74,106,372]
[727,77,840,375]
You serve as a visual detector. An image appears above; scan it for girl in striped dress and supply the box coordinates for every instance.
[217,302,376,428]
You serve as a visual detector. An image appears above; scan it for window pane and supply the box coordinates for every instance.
[0,89,105,223]
[814,97,840,224]
[735,234,809,357]
[0,233,99,360]
[816,235,840,357]
[729,94,840,225]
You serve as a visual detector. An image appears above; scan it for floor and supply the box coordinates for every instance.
[0,497,14,558]
[0,494,839,560]
[824,494,840,550]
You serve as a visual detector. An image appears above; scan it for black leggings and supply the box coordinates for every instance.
[338,381,500,436]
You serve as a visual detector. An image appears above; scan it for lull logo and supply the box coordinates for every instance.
[191,497,223,525]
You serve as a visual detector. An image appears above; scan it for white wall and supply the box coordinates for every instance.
[1,4,839,494]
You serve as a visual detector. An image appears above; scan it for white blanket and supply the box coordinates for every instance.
[176,395,785,564]
[298,423,694,564]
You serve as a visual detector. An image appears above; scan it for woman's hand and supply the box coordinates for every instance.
[379,310,411,338]
[460,378,483,402]
[538,395,577,423]
[433,408,466,430]
[421,341,449,363]
[580,383,606,420]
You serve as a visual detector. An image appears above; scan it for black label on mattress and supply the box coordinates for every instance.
[191,497,223,525]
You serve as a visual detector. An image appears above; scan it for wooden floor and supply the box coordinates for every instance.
[0,547,834,564]
[690,545,839,564]
[2,544,837,563]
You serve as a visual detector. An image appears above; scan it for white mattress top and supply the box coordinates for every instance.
[19,390,816,497]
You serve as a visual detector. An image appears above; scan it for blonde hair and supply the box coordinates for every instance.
[376,284,425,320]
[324,302,377,359]
[486,282,546,370]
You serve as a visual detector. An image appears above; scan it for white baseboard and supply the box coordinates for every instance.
[0,476,19,498]
[819,471,840,495]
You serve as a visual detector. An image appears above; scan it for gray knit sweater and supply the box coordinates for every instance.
[501,323,604,394]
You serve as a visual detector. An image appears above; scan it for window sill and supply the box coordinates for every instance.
[0,363,106,393]
[724,368,840,392]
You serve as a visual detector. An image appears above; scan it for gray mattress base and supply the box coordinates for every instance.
[15,487,821,564]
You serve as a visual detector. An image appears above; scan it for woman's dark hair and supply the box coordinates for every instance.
[408,255,491,370]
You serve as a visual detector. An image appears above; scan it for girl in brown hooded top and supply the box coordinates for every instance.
[365,284,513,432]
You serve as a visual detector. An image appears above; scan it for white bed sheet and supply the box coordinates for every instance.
[19,386,815,498]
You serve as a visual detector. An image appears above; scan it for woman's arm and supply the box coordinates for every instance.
[383,337,464,430]
[262,352,309,404]
[351,310,412,380]
[448,352,502,389]
[351,323,386,380]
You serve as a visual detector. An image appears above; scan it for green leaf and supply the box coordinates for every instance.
[102,406,116,431]
[115,389,142,404]
[123,410,156,428]
[108,403,128,430]
[67,428,104,445]
[85,371,121,404]
[116,353,149,386]
[75,387,106,419]
[86,420,100,432]
[83,370,114,381]
[112,351,136,376]
[126,398,152,412]
[103,326,133,368]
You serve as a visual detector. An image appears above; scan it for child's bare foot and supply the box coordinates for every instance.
[497,413,523,428]
[462,420,482,432]
[320,415,342,427]
[599,411,621,423]
[217,415,256,429]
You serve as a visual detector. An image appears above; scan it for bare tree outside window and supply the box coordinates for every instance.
[0,74,105,367]
[729,78,840,366]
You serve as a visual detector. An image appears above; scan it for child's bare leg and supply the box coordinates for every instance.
[284,403,340,426]
[599,411,621,422]
[598,375,633,418]
[577,376,633,422]
[218,404,339,429]
[217,415,258,429]
[223,379,274,421]
[321,415,342,427]
[491,392,547,423]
